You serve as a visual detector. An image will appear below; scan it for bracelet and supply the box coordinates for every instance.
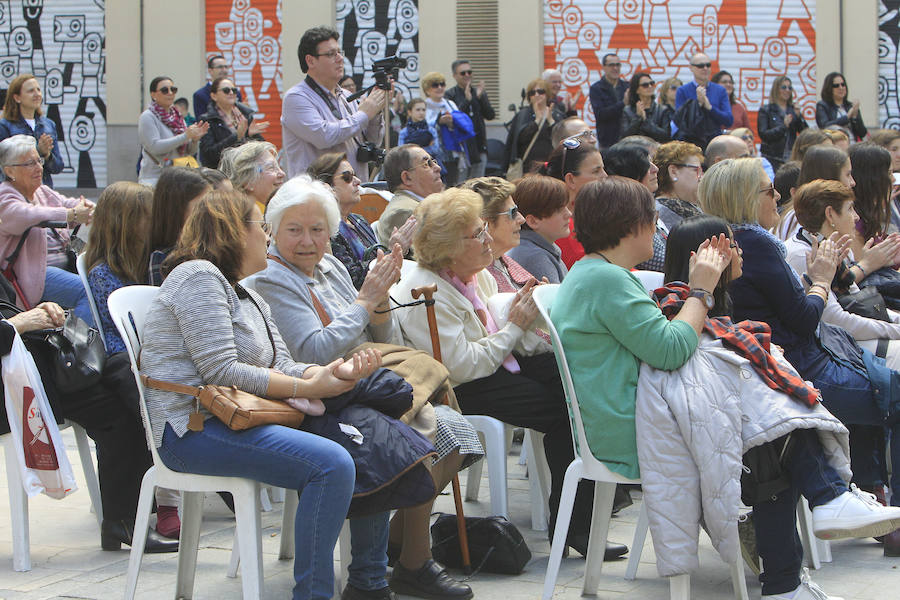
[291,377,298,398]
[855,262,868,278]
[808,283,829,297]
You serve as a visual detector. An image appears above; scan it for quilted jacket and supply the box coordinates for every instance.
[635,335,850,577]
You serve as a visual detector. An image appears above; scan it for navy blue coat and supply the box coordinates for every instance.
[589,77,628,148]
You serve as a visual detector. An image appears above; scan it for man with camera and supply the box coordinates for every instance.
[282,26,386,181]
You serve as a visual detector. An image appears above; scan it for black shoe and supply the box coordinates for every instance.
[389,559,473,600]
[101,519,179,554]
[565,533,628,561]
[612,485,633,514]
[342,583,397,600]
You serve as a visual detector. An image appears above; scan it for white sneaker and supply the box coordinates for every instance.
[761,568,844,600]
[812,484,900,540]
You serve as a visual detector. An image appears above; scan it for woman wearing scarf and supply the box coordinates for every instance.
[199,76,268,169]
[138,75,208,185]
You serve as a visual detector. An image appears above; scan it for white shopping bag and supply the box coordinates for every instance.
[2,329,77,499]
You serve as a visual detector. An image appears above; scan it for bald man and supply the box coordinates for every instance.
[704,134,751,168]
[552,117,591,147]
[673,52,732,149]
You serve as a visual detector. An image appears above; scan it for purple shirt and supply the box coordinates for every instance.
[280,77,383,181]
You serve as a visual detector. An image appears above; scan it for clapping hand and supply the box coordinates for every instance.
[37,133,54,158]
[806,231,851,286]
[389,215,417,254]
[508,278,539,330]
[186,121,209,141]
[687,234,732,291]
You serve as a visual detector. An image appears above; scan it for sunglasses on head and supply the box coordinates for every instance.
[691,62,712,69]
[157,86,178,94]
[217,87,238,95]
[560,131,596,175]
[431,81,446,88]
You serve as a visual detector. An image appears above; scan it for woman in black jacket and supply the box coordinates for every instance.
[620,72,670,143]
[757,76,807,170]
[816,72,867,141]
[199,76,268,168]
[0,274,176,553]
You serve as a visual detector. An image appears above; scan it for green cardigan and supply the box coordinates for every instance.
[551,258,699,478]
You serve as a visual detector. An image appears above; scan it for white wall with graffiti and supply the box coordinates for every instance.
[0,0,106,188]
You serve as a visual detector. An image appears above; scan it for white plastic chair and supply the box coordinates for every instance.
[75,253,106,350]
[533,284,749,600]
[109,286,290,599]
[3,419,103,572]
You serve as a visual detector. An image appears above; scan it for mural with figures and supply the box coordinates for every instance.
[0,1,106,188]
[879,0,900,129]
[336,0,420,102]
[543,0,817,136]
[205,0,284,148]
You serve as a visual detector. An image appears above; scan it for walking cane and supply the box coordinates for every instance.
[411,283,473,573]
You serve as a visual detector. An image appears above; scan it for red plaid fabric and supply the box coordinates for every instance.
[655,282,819,407]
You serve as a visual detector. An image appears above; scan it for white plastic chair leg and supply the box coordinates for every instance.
[260,487,273,512]
[124,467,157,599]
[233,481,264,599]
[464,452,484,502]
[797,498,821,569]
[525,430,551,530]
[270,487,286,503]
[625,501,650,580]
[542,459,588,600]
[5,436,30,572]
[334,521,352,597]
[463,416,509,517]
[279,489,298,560]
[731,535,750,600]
[69,422,103,526]
[227,530,240,578]
[583,480,617,595]
[669,573,690,600]
[176,491,206,598]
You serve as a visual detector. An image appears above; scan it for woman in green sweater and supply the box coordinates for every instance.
[551,176,730,478]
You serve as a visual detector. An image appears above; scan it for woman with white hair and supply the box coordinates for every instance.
[219,140,285,215]
[0,134,94,323]
[245,176,481,600]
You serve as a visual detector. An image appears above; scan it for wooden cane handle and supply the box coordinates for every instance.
[411,284,437,301]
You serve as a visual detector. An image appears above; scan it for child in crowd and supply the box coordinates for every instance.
[399,97,445,174]
[174,97,195,126]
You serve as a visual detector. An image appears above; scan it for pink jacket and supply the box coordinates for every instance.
[0,182,78,308]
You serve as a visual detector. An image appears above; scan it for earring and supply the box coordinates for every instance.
[672,177,678,182]
[8,176,14,182]
[830,222,835,228]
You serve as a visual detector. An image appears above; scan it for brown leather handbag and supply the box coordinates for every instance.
[141,375,305,432]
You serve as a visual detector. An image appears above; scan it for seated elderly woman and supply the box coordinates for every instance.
[506,175,572,283]
[141,189,379,599]
[701,157,900,557]
[0,134,94,322]
[307,152,415,290]
[657,212,900,599]
[219,140,285,215]
[392,188,628,561]
[651,140,704,231]
[244,176,480,600]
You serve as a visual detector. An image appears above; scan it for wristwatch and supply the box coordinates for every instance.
[688,288,714,310]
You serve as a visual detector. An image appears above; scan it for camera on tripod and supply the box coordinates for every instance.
[371,55,408,90]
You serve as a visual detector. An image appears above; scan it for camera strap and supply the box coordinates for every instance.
[305,75,368,146]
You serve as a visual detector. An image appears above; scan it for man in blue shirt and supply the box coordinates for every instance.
[673,53,732,149]
[589,53,629,149]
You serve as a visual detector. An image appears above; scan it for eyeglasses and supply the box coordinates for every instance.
[719,80,734,86]
[246,220,273,236]
[315,49,344,59]
[431,81,446,88]
[529,89,547,96]
[495,205,519,220]
[758,184,776,198]
[210,63,229,70]
[604,62,621,68]
[407,156,439,172]
[832,81,847,88]
[157,86,178,94]
[639,80,656,88]
[780,85,793,91]
[337,169,356,183]
[674,163,702,176]
[691,62,712,69]
[458,70,472,76]
[463,223,489,243]
[7,157,44,168]
[217,87,238,95]
[256,161,282,175]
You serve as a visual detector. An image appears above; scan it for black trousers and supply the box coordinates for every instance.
[453,352,594,535]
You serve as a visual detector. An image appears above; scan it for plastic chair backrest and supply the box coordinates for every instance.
[107,286,161,462]
[532,284,594,464]
[633,270,663,294]
[75,253,107,350]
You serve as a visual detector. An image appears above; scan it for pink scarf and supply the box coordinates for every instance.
[150,100,187,154]
[440,269,520,374]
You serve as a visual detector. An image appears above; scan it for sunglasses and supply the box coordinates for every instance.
[157,86,178,94]
[691,62,712,69]
[337,169,356,183]
[495,205,519,220]
[605,62,621,68]
[217,87,238,95]
[832,81,847,88]
[639,80,656,88]
[561,132,595,175]
[431,81,446,88]
[458,70,472,76]
[780,85,793,91]
[529,89,547,96]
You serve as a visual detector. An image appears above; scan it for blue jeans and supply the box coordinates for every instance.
[813,358,900,505]
[347,512,389,591]
[42,265,94,326]
[753,428,847,596]
[158,421,355,600]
